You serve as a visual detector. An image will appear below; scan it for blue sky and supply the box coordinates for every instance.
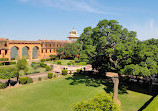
[0,0,158,40]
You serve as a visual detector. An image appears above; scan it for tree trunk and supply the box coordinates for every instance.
[112,77,119,102]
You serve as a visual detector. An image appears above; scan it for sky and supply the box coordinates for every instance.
[0,0,158,41]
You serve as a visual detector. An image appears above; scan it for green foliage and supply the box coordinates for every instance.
[78,62,87,65]
[143,95,158,111]
[16,57,27,70]
[9,61,16,65]
[67,62,71,65]
[20,77,27,85]
[31,62,36,64]
[41,59,45,62]
[11,58,15,60]
[70,61,75,65]
[62,70,68,75]
[55,57,59,60]
[0,83,7,89]
[0,66,18,79]
[45,66,52,71]
[76,69,82,73]
[49,55,56,59]
[48,73,53,79]
[57,61,62,65]
[46,58,51,61]
[38,77,42,81]
[0,63,3,66]
[39,62,47,67]
[23,66,29,75]
[0,58,9,61]
[72,92,120,111]
[27,77,33,84]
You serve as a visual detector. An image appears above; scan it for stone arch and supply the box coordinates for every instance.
[22,46,29,59]
[32,46,39,59]
[10,46,19,60]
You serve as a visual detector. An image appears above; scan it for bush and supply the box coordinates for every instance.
[48,73,53,79]
[74,57,78,61]
[20,77,28,85]
[27,77,33,84]
[11,58,15,60]
[54,74,57,78]
[0,63,3,66]
[41,59,45,62]
[9,61,16,65]
[0,58,9,61]
[38,77,42,81]
[57,61,62,65]
[62,70,68,75]
[67,62,71,65]
[55,57,59,60]
[31,62,36,64]
[77,69,82,73]
[45,66,52,71]
[72,92,120,111]
[0,83,7,89]
[39,62,47,67]
[46,58,51,61]
[79,62,87,65]
[70,61,75,65]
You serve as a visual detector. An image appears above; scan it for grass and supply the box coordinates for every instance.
[143,95,158,111]
[118,90,152,111]
[0,75,153,111]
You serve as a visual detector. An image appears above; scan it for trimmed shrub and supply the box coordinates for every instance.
[55,57,59,60]
[79,62,87,65]
[62,70,68,75]
[54,74,57,78]
[67,62,71,65]
[70,61,75,65]
[48,73,53,79]
[11,58,15,60]
[0,63,3,66]
[0,58,9,61]
[72,92,120,111]
[38,77,42,81]
[77,69,82,73]
[9,61,16,65]
[0,83,7,89]
[41,59,45,62]
[27,77,33,84]
[31,62,36,64]
[45,66,52,71]
[39,62,47,67]
[57,61,62,65]
[74,57,78,61]
[20,77,28,85]
[46,58,51,61]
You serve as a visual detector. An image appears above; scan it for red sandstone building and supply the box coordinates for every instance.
[0,29,79,61]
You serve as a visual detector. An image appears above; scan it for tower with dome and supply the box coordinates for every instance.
[67,28,79,41]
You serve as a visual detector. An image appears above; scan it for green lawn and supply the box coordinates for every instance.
[143,95,158,111]
[0,75,153,111]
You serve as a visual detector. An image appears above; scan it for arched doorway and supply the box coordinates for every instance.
[22,46,29,59]
[10,46,18,60]
[32,46,39,59]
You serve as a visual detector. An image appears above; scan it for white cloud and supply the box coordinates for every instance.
[128,19,158,40]
[17,0,115,15]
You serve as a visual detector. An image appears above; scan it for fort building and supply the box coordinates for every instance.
[0,29,79,61]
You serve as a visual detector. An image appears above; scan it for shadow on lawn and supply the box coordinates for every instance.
[65,71,128,94]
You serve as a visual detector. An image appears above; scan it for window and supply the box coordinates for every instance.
[46,49,47,53]
[41,49,43,53]
[5,50,7,55]
[50,49,51,53]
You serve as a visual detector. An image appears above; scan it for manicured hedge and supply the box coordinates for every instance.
[20,77,28,85]
[41,59,45,62]
[48,73,53,79]
[67,62,71,65]
[76,69,82,73]
[0,63,3,66]
[0,58,9,61]
[39,62,47,67]
[0,83,7,89]
[72,92,120,111]
[143,95,158,111]
[46,58,51,61]
[62,70,68,75]
[79,62,87,65]
[38,77,42,81]
[9,61,16,65]
[27,77,33,84]
[45,66,52,71]
[57,61,62,65]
